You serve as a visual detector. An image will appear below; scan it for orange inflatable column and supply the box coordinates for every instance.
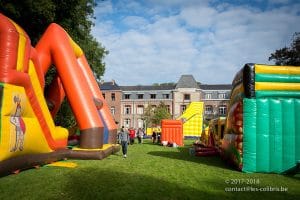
[77,55,118,144]
[35,23,104,148]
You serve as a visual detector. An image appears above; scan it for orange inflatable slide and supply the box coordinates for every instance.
[0,13,119,176]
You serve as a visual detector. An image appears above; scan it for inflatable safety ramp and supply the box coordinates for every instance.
[222,63,300,173]
[0,14,119,176]
[178,102,204,137]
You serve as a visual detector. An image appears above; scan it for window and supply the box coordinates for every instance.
[110,106,115,115]
[181,105,187,113]
[151,105,157,111]
[205,93,212,99]
[219,105,227,115]
[205,105,213,114]
[124,119,130,128]
[218,93,226,99]
[163,94,170,99]
[184,94,190,100]
[124,94,130,99]
[111,93,115,101]
[137,105,144,114]
[137,119,143,128]
[124,105,131,114]
[137,94,144,99]
[150,94,156,99]
[102,93,105,99]
[166,105,170,113]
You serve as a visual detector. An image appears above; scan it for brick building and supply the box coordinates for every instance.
[100,75,231,128]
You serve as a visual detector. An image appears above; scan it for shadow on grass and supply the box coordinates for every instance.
[147,145,233,171]
[63,168,219,200]
[62,168,298,200]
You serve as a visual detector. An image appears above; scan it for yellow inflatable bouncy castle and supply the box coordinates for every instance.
[0,14,119,176]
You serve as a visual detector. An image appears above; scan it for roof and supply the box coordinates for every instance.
[99,81,121,90]
[120,84,175,91]
[199,84,232,90]
[99,77,232,91]
[175,75,200,89]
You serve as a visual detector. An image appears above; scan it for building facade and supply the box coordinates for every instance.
[99,80,122,125]
[100,75,231,128]
[119,85,174,128]
[200,84,232,121]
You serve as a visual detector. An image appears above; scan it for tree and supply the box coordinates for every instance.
[152,102,172,126]
[142,102,171,128]
[0,0,108,127]
[269,32,300,66]
[141,106,154,128]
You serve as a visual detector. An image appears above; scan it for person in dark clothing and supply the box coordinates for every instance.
[152,131,157,143]
[157,132,161,144]
[118,127,129,158]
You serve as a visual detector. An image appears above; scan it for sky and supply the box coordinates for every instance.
[92,0,300,86]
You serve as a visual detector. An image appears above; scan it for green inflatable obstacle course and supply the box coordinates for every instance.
[222,63,300,173]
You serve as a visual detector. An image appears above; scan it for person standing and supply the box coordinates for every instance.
[137,128,144,144]
[152,131,157,144]
[118,127,129,158]
[129,127,135,145]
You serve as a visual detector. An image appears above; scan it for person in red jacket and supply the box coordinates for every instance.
[128,128,135,145]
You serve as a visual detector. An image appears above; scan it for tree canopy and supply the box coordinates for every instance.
[0,0,108,127]
[269,32,300,66]
[0,0,107,78]
[142,102,171,128]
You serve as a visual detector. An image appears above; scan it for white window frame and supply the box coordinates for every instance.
[124,105,131,114]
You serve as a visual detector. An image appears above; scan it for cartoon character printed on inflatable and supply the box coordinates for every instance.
[10,96,26,152]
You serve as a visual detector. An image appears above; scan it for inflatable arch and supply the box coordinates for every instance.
[222,63,300,173]
[0,14,119,176]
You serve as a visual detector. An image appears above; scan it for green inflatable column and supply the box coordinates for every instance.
[243,99,257,172]
[282,99,296,170]
[296,99,300,163]
[269,99,283,173]
[256,99,270,172]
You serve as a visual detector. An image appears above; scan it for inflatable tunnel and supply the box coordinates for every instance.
[222,63,300,173]
[0,13,119,176]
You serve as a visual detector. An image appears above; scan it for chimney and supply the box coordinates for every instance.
[112,79,115,85]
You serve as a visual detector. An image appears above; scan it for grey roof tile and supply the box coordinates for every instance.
[175,75,200,89]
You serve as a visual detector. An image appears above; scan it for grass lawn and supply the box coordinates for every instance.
[0,139,299,200]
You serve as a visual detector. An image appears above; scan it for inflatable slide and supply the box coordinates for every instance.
[160,102,203,147]
[222,63,300,173]
[0,14,119,176]
[178,102,204,137]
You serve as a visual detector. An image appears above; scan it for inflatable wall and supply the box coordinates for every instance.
[177,102,204,137]
[161,120,183,146]
[222,63,300,173]
[0,14,119,176]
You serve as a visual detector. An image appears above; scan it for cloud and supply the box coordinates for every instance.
[122,16,149,29]
[180,7,217,29]
[94,0,113,16]
[92,1,300,85]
